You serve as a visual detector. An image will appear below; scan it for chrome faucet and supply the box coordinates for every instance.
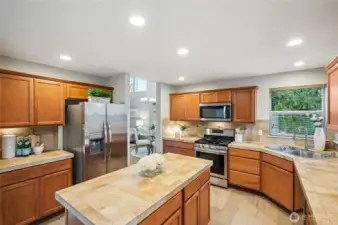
[293,126,312,150]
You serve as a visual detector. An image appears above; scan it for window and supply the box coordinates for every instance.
[129,77,147,92]
[270,85,326,137]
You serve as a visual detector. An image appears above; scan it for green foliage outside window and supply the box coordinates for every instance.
[270,87,324,136]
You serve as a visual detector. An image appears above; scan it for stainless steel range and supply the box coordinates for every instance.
[194,128,234,188]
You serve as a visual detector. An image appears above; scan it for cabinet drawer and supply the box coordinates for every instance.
[0,159,72,187]
[229,156,260,175]
[184,169,210,201]
[262,154,293,173]
[229,148,260,159]
[164,140,194,149]
[140,192,182,225]
[229,170,260,191]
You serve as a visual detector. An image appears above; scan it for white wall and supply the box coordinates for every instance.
[155,83,177,153]
[176,68,326,120]
[0,55,109,85]
[108,74,128,104]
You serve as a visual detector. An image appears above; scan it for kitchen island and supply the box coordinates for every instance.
[56,153,212,225]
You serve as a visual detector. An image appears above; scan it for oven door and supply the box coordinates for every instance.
[195,148,227,179]
[199,103,231,121]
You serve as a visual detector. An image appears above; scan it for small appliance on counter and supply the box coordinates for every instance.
[194,128,235,188]
[2,134,16,159]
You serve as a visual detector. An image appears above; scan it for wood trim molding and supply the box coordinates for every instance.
[325,56,338,71]
[170,86,258,96]
[270,84,327,92]
[0,68,114,91]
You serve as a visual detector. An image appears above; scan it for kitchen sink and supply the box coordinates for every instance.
[265,145,336,159]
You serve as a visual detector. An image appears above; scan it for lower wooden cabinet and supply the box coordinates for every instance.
[229,170,260,191]
[199,181,210,225]
[262,162,293,211]
[39,170,72,217]
[0,179,39,225]
[184,191,199,225]
[0,160,72,225]
[164,209,182,225]
[163,140,194,157]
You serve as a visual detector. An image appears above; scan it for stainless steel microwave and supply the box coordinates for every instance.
[199,103,232,122]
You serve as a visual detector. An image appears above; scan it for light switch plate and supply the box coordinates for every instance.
[258,130,263,136]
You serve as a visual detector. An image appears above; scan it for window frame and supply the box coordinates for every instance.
[269,85,326,138]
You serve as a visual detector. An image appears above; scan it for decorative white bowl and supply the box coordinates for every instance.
[33,146,44,155]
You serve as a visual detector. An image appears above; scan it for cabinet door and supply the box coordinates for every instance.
[34,79,65,125]
[66,83,90,100]
[184,191,199,225]
[294,172,304,212]
[163,209,182,225]
[217,90,231,102]
[170,95,186,121]
[200,92,218,103]
[199,181,210,225]
[262,162,293,211]
[39,170,72,217]
[328,66,338,129]
[0,179,39,225]
[232,88,255,123]
[184,93,200,121]
[0,74,34,127]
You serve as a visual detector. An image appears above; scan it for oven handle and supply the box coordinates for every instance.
[194,147,227,155]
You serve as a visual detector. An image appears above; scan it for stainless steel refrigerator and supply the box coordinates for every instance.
[64,102,128,184]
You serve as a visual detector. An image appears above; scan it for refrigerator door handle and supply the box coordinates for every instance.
[107,124,112,160]
[103,123,108,162]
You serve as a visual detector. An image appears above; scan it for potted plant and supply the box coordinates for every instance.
[88,89,112,103]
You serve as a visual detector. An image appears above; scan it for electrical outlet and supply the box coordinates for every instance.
[258,130,263,136]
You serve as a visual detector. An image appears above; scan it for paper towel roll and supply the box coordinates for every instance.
[2,135,16,159]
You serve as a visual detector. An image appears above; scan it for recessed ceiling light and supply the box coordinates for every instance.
[177,48,189,56]
[286,38,303,47]
[178,76,185,81]
[129,16,145,27]
[60,54,72,61]
[294,61,305,67]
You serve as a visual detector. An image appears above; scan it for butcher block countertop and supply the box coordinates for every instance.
[0,150,74,173]
[56,153,212,225]
[229,142,338,225]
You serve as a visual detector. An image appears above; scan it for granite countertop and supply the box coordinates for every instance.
[229,141,338,225]
[0,150,74,173]
[162,136,200,143]
[56,153,212,225]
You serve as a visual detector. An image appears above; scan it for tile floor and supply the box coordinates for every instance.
[39,186,301,225]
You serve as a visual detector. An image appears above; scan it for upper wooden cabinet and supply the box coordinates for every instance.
[0,74,34,127]
[170,94,186,121]
[232,87,256,123]
[184,93,200,121]
[170,93,200,121]
[327,57,338,131]
[200,90,231,103]
[66,83,91,100]
[34,79,65,125]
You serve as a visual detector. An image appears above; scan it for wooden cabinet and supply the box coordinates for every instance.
[199,181,210,225]
[327,57,338,130]
[66,83,90,100]
[0,179,39,225]
[0,74,34,127]
[184,191,199,225]
[163,209,182,225]
[294,172,304,212]
[232,87,256,123]
[0,159,72,225]
[229,170,260,191]
[200,92,218,103]
[200,90,231,103]
[262,161,293,211]
[229,156,260,175]
[34,79,64,125]
[170,93,199,121]
[170,95,186,121]
[184,93,200,121]
[39,170,72,217]
[163,140,194,157]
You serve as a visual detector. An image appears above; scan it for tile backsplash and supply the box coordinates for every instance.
[162,118,338,150]
[0,126,58,151]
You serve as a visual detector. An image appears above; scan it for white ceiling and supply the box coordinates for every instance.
[1,0,338,85]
